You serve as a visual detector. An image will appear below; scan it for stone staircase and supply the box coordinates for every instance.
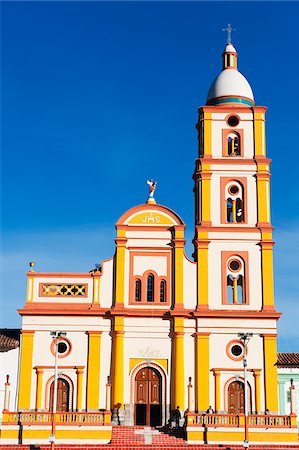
[1,425,299,449]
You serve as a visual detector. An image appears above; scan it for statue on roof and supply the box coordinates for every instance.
[146,179,157,204]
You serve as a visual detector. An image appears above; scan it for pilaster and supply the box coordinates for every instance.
[262,334,278,412]
[195,332,210,411]
[172,317,185,409]
[18,330,35,410]
[86,331,102,410]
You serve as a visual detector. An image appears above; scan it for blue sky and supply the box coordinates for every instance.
[1,1,299,351]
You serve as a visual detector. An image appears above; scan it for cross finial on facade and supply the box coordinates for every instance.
[222,23,236,44]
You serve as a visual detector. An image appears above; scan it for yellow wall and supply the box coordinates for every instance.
[86,332,101,410]
[263,334,278,411]
[18,331,34,410]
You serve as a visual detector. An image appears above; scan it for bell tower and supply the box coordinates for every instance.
[193,41,279,413]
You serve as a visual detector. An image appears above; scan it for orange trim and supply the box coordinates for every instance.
[33,365,84,369]
[226,339,247,362]
[212,368,259,372]
[26,272,92,278]
[129,251,171,305]
[50,337,72,359]
[193,309,280,319]
[222,129,244,157]
[117,224,184,232]
[128,246,174,251]
[199,105,253,114]
[116,203,185,226]
[252,106,268,114]
[18,304,281,319]
[220,177,248,224]
[195,156,256,166]
[221,251,249,305]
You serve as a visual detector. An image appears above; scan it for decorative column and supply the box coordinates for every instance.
[172,317,185,410]
[76,367,84,411]
[213,369,221,413]
[256,166,271,226]
[18,330,34,410]
[92,272,101,305]
[26,262,35,303]
[173,227,185,308]
[200,172,212,226]
[86,331,101,410]
[106,376,112,410]
[278,380,286,415]
[260,240,275,310]
[114,231,127,307]
[195,332,210,412]
[111,317,124,411]
[253,369,261,414]
[35,368,44,410]
[4,375,10,411]
[195,237,209,309]
[263,334,278,412]
[252,108,267,158]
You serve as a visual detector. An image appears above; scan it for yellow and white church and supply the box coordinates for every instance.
[1,40,298,446]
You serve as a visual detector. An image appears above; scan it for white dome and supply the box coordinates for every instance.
[207,68,254,105]
[224,43,237,53]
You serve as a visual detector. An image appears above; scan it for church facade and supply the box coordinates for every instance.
[1,41,298,445]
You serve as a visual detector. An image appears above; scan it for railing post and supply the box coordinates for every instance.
[187,377,193,412]
[4,375,10,411]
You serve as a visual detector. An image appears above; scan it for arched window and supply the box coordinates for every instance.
[226,199,233,222]
[226,257,245,304]
[236,198,244,222]
[227,132,240,156]
[160,280,166,302]
[147,274,154,302]
[225,181,244,224]
[135,279,141,302]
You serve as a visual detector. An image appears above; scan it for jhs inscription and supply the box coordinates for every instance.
[141,212,161,224]
[137,348,162,358]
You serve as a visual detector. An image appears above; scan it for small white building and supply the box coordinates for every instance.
[0,330,20,418]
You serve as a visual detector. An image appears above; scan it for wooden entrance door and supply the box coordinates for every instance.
[49,378,70,412]
[228,381,244,414]
[135,368,161,426]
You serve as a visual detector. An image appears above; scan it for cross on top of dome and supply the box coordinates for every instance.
[222,23,236,44]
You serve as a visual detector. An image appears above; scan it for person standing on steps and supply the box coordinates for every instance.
[174,406,181,427]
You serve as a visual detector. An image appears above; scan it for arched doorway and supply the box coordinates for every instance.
[135,367,161,426]
[49,378,70,412]
[228,380,245,414]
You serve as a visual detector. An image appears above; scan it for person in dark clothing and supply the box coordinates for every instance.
[174,406,181,427]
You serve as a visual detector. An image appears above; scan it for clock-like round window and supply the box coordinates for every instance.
[227,115,239,127]
[231,344,243,357]
[226,339,246,361]
[229,259,241,272]
[50,338,72,358]
[228,185,239,195]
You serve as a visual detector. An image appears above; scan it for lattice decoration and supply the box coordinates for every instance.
[40,283,87,297]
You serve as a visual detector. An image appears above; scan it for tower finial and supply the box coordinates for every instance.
[146,179,157,204]
[222,23,236,44]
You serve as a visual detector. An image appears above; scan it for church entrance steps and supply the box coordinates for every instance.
[1,444,299,449]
